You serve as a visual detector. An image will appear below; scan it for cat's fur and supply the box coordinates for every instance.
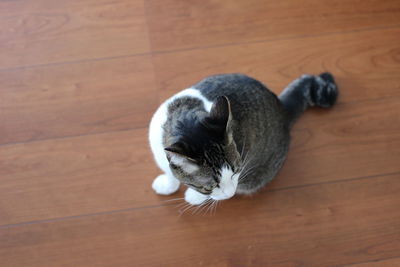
[149,73,338,205]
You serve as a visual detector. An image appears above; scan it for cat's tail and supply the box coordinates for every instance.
[278,72,338,127]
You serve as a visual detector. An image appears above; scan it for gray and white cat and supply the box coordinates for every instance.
[149,73,337,205]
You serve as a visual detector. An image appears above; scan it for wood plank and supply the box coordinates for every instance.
[152,27,400,103]
[0,128,161,226]
[0,97,398,226]
[0,0,149,69]
[1,174,399,267]
[1,1,398,266]
[342,257,400,267]
[273,96,400,190]
[0,55,158,145]
[146,0,400,51]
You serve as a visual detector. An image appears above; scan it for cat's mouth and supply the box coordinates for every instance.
[210,173,238,200]
[210,188,235,200]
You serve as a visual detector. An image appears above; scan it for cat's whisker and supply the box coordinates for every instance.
[242,147,251,168]
[177,200,192,212]
[175,203,185,211]
[162,197,185,203]
[201,200,214,215]
[240,149,255,176]
[201,199,214,215]
[208,201,216,215]
[196,200,207,215]
[175,200,190,209]
[240,136,247,159]
[176,203,188,213]
[204,199,213,215]
[179,203,195,216]
[240,158,259,176]
[239,170,256,183]
[239,164,258,180]
[212,200,219,215]
[205,200,215,215]
[239,168,251,181]
[192,199,211,215]
[243,165,257,177]
[206,199,215,215]
[244,149,257,168]
[208,200,216,216]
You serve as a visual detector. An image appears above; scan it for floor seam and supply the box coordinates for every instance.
[1,170,398,229]
[335,255,400,267]
[0,24,399,73]
[1,94,399,148]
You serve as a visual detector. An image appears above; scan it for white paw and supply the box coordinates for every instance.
[184,188,208,205]
[152,174,180,195]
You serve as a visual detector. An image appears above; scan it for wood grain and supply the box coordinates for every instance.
[0,0,149,69]
[152,27,400,102]
[0,128,160,226]
[342,257,400,267]
[1,173,399,267]
[1,97,398,226]
[146,0,400,51]
[0,55,158,145]
[274,96,400,190]
[1,0,400,266]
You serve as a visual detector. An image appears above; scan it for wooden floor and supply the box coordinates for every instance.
[1,0,400,266]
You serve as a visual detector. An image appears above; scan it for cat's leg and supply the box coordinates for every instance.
[184,188,209,205]
[278,72,338,127]
[152,171,180,195]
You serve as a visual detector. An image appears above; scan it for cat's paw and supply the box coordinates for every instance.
[152,174,180,195]
[184,188,208,205]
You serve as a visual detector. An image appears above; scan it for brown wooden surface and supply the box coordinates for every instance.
[1,0,399,266]
[343,258,400,267]
[1,174,400,267]
[153,27,400,102]
[0,56,157,145]
[146,0,400,51]
[0,0,150,69]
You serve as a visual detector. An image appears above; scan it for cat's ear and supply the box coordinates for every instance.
[164,142,199,173]
[209,95,233,143]
[209,95,231,126]
[164,141,187,156]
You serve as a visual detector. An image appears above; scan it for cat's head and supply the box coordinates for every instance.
[165,96,242,200]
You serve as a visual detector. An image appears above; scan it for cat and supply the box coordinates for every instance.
[149,73,338,205]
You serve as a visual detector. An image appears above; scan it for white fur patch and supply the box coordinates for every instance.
[210,166,239,200]
[169,154,199,174]
[149,88,212,194]
[152,174,180,195]
[185,188,209,205]
[182,163,199,174]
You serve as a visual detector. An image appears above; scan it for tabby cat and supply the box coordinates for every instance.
[149,73,337,205]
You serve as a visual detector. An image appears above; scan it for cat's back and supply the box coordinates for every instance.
[193,73,285,130]
[193,73,272,100]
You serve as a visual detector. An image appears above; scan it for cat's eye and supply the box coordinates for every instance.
[186,183,202,189]
[200,187,212,194]
[170,163,178,170]
[186,183,213,194]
